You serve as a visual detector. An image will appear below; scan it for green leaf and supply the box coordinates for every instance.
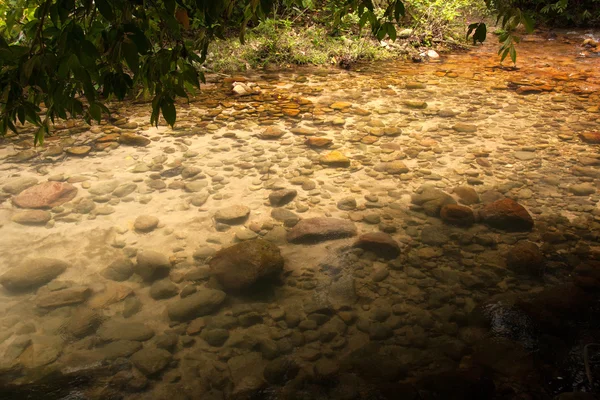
[474,23,487,44]
[394,1,405,21]
[95,0,114,20]
[509,45,517,64]
[160,98,176,127]
[123,41,140,74]
[522,13,534,33]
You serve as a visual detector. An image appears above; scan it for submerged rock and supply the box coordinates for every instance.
[505,241,545,275]
[214,205,250,225]
[440,204,475,226]
[0,258,69,292]
[12,182,77,209]
[411,186,456,217]
[167,289,226,322]
[480,198,534,232]
[353,232,400,259]
[135,251,171,281]
[319,151,350,167]
[119,133,151,146]
[209,239,284,291]
[287,217,357,243]
[11,210,52,225]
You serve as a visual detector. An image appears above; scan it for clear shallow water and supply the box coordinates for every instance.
[0,31,600,399]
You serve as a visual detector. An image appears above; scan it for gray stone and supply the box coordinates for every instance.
[411,186,456,217]
[102,258,134,282]
[337,197,357,211]
[88,181,119,196]
[98,320,155,342]
[271,208,300,226]
[150,280,179,300]
[130,347,172,376]
[0,258,69,292]
[569,183,596,196]
[12,210,52,225]
[269,189,297,207]
[287,218,357,243]
[113,183,137,198]
[214,205,250,224]
[135,251,171,281]
[2,177,38,195]
[167,289,227,322]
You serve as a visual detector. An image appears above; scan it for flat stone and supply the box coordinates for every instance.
[12,210,52,225]
[513,151,536,161]
[353,232,400,259]
[411,186,456,217]
[404,100,427,109]
[2,177,38,195]
[113,183,137,198]
[569,183,596,196]
[320,151,350,167]
[149,279,179,300]
[12,182,77,209]
[98,320,155,342]
[0,258,69,292]
[287,218,357,243]
[271,208,300,226]
[209,239,284,291]
[36,286,91,308]
[88,181,119,196]
[167,289,227,322]
[305,137,332,147]
[214,205,250,224]
[579,132,600,144]
[66,146,92,156]
[260,127,285,139]
[506,241,545,275]
[119,133,151,146]
[452,123,477,133]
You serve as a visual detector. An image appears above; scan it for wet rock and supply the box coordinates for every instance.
[166,289,226,322]
[130,347,172,376]
[404,100,427,109]
[0,258,69,292]
[209,239,284,291]
[113,183,137,198]
[11,210,52,225]
[36,286,91,308]
[150,279,179,299]
[377,160,409,175]
[66,146,92,156]
[269,189,297,207]
[314,358,340,380]
[452,123,477,133]
[271,208,300,226]
[12,182,77,209]
[214,205,250,225]
[473,337,533,375]
[420,226,449,246]
[454,186,480,205]
[102,258,135,282]
[579,132,600,144]
[440,204,475,227]
[134,215,159,232]
[2,177,38,195]
[64,308,102,338]
[480,198,534,232]
[411,186,456,217]
[319,151,350,167]
[263,357,300,385]
[119,133,151,146]
[200,328,229,347]
[98,320,155,342]
[573,261,600,289]
[88,180,119,196]
[287,217,357,243]
[353,232,400,259]
[569,183,596,196]
[337,197,357,211]
[73,198,96,214]
[193,246,217,261]
[135,250,171,281]
[505,241,545,275]
[191,193,209,207]
[305,137,332,148]
[260,127,285,139]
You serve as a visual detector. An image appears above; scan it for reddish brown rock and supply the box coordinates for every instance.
[260,127,285,139]
[516,86,543,95]
[440,204,475,226]
[209,239,284,291]
[353,232,400,259]
[573,260,600,289]
[287,217,357,243]
[12,182,77,209]
[579,132,600,144]
[505,241,544,275]
[480,198,533,232]
[305,137,332,148]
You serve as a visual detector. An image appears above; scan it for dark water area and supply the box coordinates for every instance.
[0,30,600,399]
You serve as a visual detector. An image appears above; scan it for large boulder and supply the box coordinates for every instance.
[480,198,533,231]
[12,182,77,209]
[167,289,226,322]
[0,258,69,292]
[287,217,357,243]
[209,239,284,291]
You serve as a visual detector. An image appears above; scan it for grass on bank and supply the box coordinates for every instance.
[203,0,490,73]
